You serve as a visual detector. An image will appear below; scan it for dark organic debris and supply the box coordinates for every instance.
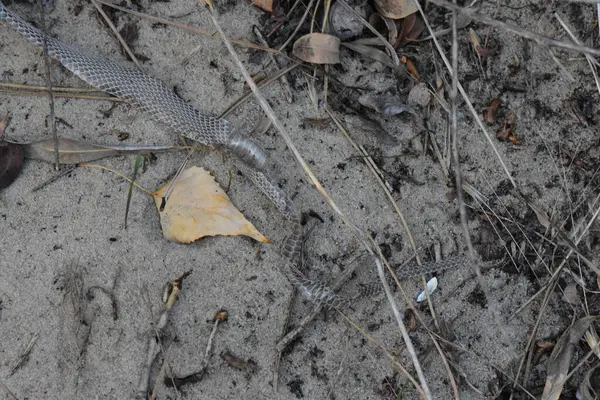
[220,350,255,372]
[485,98,501,124]
[0,142,24,189]
[164,371,205,389]
[496,114,520,143]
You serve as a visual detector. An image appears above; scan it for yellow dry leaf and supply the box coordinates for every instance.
[152,166,269,244]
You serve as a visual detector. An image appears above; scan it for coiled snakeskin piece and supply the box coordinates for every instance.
[281,224,346,309]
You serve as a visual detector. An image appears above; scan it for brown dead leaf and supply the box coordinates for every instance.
[485,98,501,124]
[534,341,555,365]
[395,13,424,48]
[293,33,340,64]
[0,142,24,189]
[152,167,269,243]
[374,0,417,20]
[253,0,273,13]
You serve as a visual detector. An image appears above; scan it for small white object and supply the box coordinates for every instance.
[416,277,438,303]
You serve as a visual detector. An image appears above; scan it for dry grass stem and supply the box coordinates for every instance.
[253,26,293,102]
[207,7,432,398]
[278,0,316,51]
[219,62,301,118]
[429,0,600,57]
[337,0,400,66]
[555,13,600,97]
[94,0,278,53]
[0,88,123,102]
[91,0,142,70]
[0,381,18,400]
[39,7,59,170]
[0,83,100,92]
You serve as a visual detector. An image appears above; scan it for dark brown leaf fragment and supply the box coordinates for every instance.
[0,142,24,189]
[395,13,424,48]
[485,98,501,124]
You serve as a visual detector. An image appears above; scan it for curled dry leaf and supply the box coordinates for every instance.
[220,350,255,371]
[469,28,497,60]
[374,0,417,20]
[152,166,269,244]
[0,142,24,189]
[485,98,501,124]
[542,316,597,400]
[342,41,396,69]
[369,12,423,48]
[293,33,341,64]
[395,13,424,48]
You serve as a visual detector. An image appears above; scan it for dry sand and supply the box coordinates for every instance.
[1,0,599,398]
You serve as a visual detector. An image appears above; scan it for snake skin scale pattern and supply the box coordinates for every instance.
[281,224,346,309]
[0,3,298,216]
[1,4,473,308]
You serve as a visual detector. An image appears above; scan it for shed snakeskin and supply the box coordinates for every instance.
[0,3,297,222]
[1,4,472,308]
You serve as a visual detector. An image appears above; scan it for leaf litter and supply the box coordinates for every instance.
[152,166,269,244]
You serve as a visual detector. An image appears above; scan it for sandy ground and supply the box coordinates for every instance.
[1,0,600,399]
